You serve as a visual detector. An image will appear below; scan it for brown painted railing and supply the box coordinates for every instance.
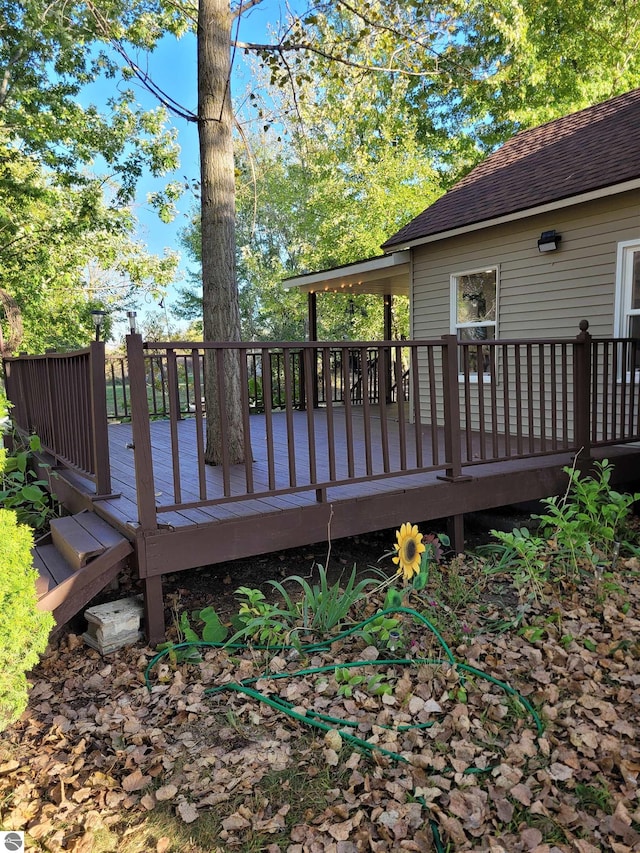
[3,343,111,494]
[6,323,640,532]
[105,346,409,420]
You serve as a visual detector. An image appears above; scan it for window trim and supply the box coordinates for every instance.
[614,239,640,338]
[450,265,500,380]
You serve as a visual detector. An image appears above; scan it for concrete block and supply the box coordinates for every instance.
[83,595,144,654]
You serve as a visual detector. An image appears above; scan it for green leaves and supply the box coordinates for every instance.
[0,440,54,731]
[0,432,57,535]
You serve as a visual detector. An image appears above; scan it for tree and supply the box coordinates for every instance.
[0,0,185,350]
[0,142,178,351]
[191,0,640,464]
[8,0,640,463]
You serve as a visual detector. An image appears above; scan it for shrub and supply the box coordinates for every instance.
[0,507,54,730]
[0,391,54,730]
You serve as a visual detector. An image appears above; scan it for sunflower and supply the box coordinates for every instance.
[392,522,426,581]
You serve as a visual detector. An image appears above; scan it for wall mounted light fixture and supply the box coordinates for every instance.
[538,229,562,253]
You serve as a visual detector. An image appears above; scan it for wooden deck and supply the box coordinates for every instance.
[8,329,640,643]
[44,408,640,643]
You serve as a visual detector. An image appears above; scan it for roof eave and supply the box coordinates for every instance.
[283,250,410,294]
[383,179,640,252]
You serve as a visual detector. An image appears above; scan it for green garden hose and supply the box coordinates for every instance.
[146,607,544,852]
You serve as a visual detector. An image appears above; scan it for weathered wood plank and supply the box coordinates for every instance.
[34,543,76,586]
[50,516,106,569]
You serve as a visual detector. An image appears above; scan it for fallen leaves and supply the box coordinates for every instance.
[1,567,640,851]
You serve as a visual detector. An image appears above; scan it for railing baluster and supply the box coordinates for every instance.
[322,347,337,482]
[166,349,182,504]
[394,345,407,470]
[502,344,512,457]
[262,348,276,490]
[441,335,464,480]
[422,344,434,467]
[360,346,373,475]
[489,342,498,458]
[342,346,355,478]
[302,347,319,489]
[239,348,254,494]
[213,348,229,497]
[538,343,546,452]
[283,348,298,487]
[476,346,486,460]
[462,347,473,462]
[89,341,111,495]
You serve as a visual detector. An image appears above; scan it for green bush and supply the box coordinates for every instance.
[0,392,54,730]
[0,508,54,730]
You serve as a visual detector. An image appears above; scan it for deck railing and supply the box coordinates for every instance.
[5,323,640,529]
[105,346,409,420]
[3,342,111,494]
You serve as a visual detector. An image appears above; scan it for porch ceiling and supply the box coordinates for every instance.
[282,250,410,296]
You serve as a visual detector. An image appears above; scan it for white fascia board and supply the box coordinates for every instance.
[283,250,411,290]
[387,179,640,252]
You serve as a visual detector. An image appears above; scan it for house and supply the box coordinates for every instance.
[285,87,640,346]
[5,91,640,644]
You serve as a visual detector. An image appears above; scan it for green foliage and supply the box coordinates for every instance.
[269,564,379,635]
[157,605,228,664]
[484,460,639,599]
[334,666,392,698]
[0,1,183,350]
[489,526,549,600]
[359,613,401,649]
[0,440,54,730]
[534,459,639,570]
[229,566,381,648]
[0,433,58,534]
[230,587,293,648]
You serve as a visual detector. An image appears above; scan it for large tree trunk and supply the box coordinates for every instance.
[198,0,246,465]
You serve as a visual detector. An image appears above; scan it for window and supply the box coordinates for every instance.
[614,240,640,372]
[451,267,498,375]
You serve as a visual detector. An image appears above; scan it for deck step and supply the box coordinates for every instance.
[32,543,76,596]
[50,514,108,570]
[33,513,134,632]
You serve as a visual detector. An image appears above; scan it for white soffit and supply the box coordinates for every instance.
[283,250,411,296]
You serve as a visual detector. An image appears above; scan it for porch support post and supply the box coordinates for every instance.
[308,292,318,342]
[126,332,158,531]
[573,319,592,461]
[448,514,465,555]
[143,574,165,645]
[89,340,112,496]
[307,292,319,408]
[439,334,471,482]
[383,294,393,404]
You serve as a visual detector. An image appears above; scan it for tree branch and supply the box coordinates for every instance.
[235,40,448,77]
[333,0,470,76]
[232,0,264,21]
[84,0,198,123]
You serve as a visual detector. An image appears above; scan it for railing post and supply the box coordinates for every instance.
[89,341,112,496]
[126,333,158,531]
[573,319,592,460]
[439,334,469,482]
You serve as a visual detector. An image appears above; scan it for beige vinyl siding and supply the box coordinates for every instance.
[412,190,639,341]
[410,190,640,439]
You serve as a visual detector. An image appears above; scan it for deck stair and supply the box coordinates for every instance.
[33,512,133,631]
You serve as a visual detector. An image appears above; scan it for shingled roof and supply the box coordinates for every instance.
[382,88,640,251]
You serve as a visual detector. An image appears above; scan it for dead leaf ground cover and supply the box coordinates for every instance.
[2,534,640,852]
